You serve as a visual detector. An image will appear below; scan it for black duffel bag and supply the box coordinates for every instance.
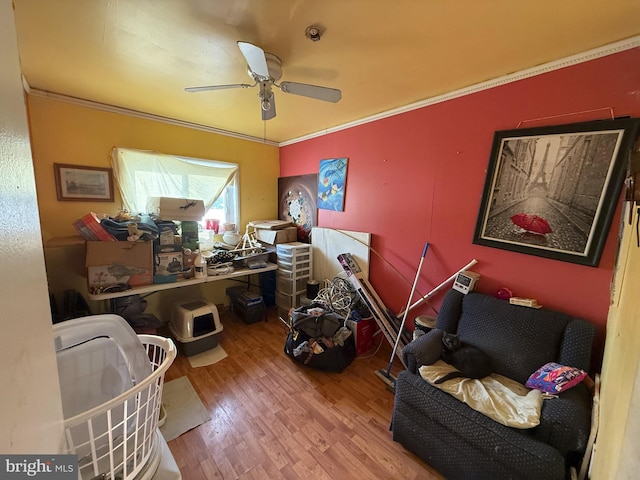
[284,303,355,372]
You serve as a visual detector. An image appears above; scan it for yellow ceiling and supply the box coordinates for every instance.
[12,0,640,144]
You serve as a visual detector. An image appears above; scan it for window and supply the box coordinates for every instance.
[111,147,239,228]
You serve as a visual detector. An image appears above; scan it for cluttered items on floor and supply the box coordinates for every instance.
[280,270,376,371]
[283,303,356,372]
[112,294,163,334]
[226,286,267,324]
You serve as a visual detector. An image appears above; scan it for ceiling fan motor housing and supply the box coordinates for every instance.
[247,52,282,82]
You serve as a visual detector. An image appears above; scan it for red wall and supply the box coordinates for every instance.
[280,47,640,368]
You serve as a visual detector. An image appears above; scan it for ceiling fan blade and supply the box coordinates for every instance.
[237,41,270,79]
[185,83,252,92]
[278,81,342,103]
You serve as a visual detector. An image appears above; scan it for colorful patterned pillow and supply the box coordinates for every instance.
[525,362,587,394]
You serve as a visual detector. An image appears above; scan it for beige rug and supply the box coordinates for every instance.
[160,376,210,442]
[187,344,228,368]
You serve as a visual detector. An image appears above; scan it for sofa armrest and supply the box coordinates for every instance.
[558,319,595,372]
[402,328,444,373]
[534,382,592,460]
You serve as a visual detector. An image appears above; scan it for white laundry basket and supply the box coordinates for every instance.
[54,314,177,480]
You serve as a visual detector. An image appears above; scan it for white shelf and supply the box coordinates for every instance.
[88,262,277,301]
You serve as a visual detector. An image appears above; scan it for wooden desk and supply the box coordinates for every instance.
[88,262,278,301]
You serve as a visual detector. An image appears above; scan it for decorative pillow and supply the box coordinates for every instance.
[525,362,587,394]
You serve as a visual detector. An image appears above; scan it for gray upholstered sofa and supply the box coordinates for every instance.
[392,289,595,479]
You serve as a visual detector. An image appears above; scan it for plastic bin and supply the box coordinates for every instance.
[276,242,312,256]
[53,314,176,480]
[277,258,311,271]
[276,248,311,263]
[226,286,266,324]
[276,243,313,276]
[276,290,303,310]
[169,299,223,356]
[277,271,308,295]
[277,265,311,280]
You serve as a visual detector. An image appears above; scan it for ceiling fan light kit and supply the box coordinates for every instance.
[185,40,341,120]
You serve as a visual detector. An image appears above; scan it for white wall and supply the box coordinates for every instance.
[0,0,65,453]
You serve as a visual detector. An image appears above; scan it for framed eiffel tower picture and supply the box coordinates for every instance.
[473,118,640,266]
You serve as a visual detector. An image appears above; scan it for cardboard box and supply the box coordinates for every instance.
[155,252,184,276]
[155,243,183,254]
[86,241,153,289]
[146,197,205,221]
[181,221,200,250]
[156,221,178,245]
[255,226,298,245]
[249,219,293,230]
[346,317,374,355]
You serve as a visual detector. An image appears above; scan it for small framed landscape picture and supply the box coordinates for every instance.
[54,163,114,202]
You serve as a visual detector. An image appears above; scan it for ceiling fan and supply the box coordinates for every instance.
[185,41,342,121]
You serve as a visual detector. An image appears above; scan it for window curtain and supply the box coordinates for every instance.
[111,147,238,213]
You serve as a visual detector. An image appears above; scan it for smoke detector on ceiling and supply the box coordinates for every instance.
[305,24,325,42]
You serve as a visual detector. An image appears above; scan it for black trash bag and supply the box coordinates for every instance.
[284,304,356,372]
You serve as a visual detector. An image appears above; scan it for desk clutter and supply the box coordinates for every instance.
[77,206,290,295]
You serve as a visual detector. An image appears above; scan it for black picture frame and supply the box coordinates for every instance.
[473,118,640,266]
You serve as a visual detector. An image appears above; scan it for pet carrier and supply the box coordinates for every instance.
[53,314,177,480]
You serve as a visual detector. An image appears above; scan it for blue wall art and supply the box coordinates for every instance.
[318,157,348,211]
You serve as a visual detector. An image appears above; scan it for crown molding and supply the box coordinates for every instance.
[25,87,279,147]
[280,35,640,147]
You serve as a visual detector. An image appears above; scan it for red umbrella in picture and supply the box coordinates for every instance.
[510,213,552,235]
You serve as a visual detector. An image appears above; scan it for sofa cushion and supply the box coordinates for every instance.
[419,360,543,429]
[393,370,567,479]
[455,293,571,384]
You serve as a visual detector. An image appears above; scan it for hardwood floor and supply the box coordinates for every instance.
[164,306,443,479]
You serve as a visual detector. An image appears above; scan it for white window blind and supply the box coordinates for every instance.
[111,147,238,215]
